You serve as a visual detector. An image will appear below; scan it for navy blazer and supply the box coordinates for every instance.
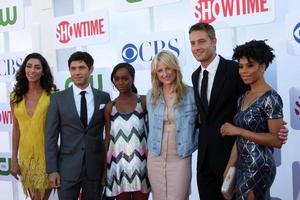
[191,56,248,175]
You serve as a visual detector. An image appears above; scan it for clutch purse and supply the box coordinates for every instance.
[221,166,236,200]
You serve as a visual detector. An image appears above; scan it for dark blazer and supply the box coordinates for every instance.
[192,56,248,175]
[45,86,110,181]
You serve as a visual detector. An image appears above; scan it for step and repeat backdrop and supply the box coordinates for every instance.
[0,0,300,199]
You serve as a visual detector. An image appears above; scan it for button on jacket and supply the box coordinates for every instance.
[146,86,199,158]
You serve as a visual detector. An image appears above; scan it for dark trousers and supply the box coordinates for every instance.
[197,169,224,200]
[58,159,103,200]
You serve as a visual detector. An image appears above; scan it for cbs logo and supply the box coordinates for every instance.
[293,22,300,44]
[121,38,180,63]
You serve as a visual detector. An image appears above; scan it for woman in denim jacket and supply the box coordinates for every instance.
[146,50,198,200]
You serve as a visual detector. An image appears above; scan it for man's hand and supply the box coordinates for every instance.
[278,123,288,144]
[277,121,289,144]
[48,172,61,189]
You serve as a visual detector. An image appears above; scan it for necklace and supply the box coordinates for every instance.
[241,90,269,111]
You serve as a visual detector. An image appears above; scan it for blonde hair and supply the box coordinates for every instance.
[150,50,186,106]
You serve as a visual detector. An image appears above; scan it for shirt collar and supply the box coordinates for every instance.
[201,54,220,73]
[72,84,92,95]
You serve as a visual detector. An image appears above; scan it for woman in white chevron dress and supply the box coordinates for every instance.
[104,63,150,200]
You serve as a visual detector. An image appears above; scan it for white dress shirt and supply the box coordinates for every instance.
[73,84,94,126]
[199,55,220,105]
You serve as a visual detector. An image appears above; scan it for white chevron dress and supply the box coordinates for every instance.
[106,97,150,197]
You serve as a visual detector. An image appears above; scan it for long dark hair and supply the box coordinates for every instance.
[11,53,56,104]
[111,63,137,93]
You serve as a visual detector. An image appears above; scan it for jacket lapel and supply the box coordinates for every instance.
[192,66,209,117]
[88,88,100,128]
[208,56,227,114]
[65,86,85,128]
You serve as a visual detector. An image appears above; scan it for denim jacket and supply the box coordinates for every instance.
[146,86,198,158]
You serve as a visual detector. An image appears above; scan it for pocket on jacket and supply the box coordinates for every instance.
[60,146,73,154]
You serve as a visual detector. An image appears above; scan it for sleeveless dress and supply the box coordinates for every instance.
[12,91,50,198]
[147,95,192,200]
[106,96,150,197]
[233,90,283,200]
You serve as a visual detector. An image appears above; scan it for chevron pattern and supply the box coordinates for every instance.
[106,98,150,196]
[110,127,147,143]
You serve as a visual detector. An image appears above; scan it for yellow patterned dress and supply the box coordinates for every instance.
[11,91,50,198]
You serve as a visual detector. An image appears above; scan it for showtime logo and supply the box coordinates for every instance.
[56,19,105,44]
[0,110,12,125]
[194,0,273,24]
[54,10,109,49]
[290,87,300,130]
[293,96,300,117]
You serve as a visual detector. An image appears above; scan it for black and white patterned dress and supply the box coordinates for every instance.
[106,97,150,197]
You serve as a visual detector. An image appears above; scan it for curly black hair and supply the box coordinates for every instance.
[111,63,138,93]
[11,53,56,104]
[232,40,275,69]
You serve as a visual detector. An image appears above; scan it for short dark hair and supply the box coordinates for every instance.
[68,51,94,69]
[111,63,138,93]
[189,22,216,40]
[232,40,275,69]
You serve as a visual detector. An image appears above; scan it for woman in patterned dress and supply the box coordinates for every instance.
[220,40,285,200]
[11,53,56,200]
[104,63,150,200]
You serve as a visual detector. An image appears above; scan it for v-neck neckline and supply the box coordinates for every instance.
[23,91,44,119]
[240,90,272,112]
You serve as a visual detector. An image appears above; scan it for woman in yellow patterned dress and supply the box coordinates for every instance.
[10,53,56,200]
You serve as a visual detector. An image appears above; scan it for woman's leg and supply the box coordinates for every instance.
[116,192,131,200]
[132,191,149,200]
[28,188,52,200]
[247,191,255,200]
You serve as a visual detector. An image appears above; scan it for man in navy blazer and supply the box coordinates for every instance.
[189,22,247,200]
[45,51,110,199]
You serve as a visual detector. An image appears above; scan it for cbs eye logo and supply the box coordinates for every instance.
[122,43,139,63]
[293,22,300,44]
[121,38,180,64]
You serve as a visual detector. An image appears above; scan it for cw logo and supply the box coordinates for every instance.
[0,6,17,27]
[65,74,103,90]
[127,0,142,3]
[0,157,11,176]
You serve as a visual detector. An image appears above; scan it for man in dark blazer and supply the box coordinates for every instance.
[189,23,288,200]
[189,22,248,200]
[45,51,110,199]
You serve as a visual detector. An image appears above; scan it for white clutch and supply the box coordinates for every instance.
[221,166,236,200]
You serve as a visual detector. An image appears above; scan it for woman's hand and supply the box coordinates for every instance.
[220,122,241,136]
[11,159,21,180]
[223,165,231,179]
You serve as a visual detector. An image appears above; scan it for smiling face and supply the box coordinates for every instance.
[238,57,265,85]
[113,67,133,93]
[25,58,44,83]
[69,60,93,89]
[155,62,176,86]
[189,30,217,68]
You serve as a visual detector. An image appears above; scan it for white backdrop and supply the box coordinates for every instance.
[1,0,300,199]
